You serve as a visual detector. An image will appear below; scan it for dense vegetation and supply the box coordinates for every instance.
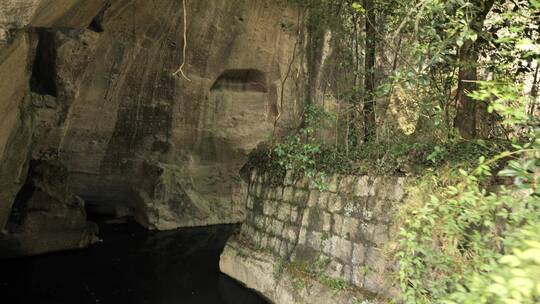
[261,0,539,303]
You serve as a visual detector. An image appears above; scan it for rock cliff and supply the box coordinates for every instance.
[0,0,300,227]
[1,0,303,256]
[0,0,105,242]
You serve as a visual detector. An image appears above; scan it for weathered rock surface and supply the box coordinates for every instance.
[133,161,246,230]
[50,0,300,229]
[0,0,106,234]
[220,171,405,303]
[0,0,104,29]
[0,0,302,233]
[220,241,367,304]
[0,33,34,230]
[0,160,98,258]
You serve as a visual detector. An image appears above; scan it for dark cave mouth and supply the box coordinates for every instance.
[211,69,268,93]
[30,29,58,97]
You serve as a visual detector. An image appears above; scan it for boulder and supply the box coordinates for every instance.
[0,160,97,258]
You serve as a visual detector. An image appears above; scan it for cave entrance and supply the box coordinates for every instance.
[210,69,268,93]
[30,29,57,97]
[198,68,272,161]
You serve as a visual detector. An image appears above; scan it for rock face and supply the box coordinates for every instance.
[0,0,302,235]
[133,161,246,230]
[0,0,105,231]
[0,0,104,29]
[52,0,299,228]
[0,160,98,258]
[0,1,106,257]
[220,171,406,303]
[0,32,35,231]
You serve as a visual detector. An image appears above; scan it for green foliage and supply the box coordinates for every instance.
[261,0,539,303]
[250,2,538,303]
[247,104,508,180]
[446,222,540,304]
[319,275,350,292]
[273,105,333,179]
[243,104,334,189]
[470,81,535,127]
[395,82,540,303]
[383,0,539,139]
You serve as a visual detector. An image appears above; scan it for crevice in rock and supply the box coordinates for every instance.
[6,176,35,233]
[30,29,57,97]
[211,69,268,93]
[2,159,99,258]
[88,18,104,33]
[87,3,109,33]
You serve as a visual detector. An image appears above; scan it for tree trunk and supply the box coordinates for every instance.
[530,64,539,115]
[454,0,496,139]
[455,39,479,138]
[363,0,376,142]
[347,12,361,149]
[305,0,326,105]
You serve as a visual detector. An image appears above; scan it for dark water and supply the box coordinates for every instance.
[0,221,268,304]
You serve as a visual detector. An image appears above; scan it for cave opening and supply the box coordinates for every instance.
[200,68,270,157]
[87,3,108,33]
[88,18,104,33]
[211,69,268,92]
[5,176,35,234]
[30,29,58,97]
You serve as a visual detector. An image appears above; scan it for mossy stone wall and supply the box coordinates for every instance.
[237,170,406,297]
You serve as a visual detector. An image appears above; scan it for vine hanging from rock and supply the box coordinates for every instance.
[172,0,191,81]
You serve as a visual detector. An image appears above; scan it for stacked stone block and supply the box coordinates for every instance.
[240,170,406,297]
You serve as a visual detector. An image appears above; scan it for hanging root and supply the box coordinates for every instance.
[271,6,305,143]
[172,0,191,81]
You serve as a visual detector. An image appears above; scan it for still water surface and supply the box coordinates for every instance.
[0,221,268,304]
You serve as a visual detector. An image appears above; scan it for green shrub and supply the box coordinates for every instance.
[395,81,539,303]
[446,222,540,304]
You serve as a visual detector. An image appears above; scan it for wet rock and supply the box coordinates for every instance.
[133,161,245,230]
[0,160,98,258]
[221,240,370,304]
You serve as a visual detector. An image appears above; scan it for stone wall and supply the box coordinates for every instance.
[220,171,406,303]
